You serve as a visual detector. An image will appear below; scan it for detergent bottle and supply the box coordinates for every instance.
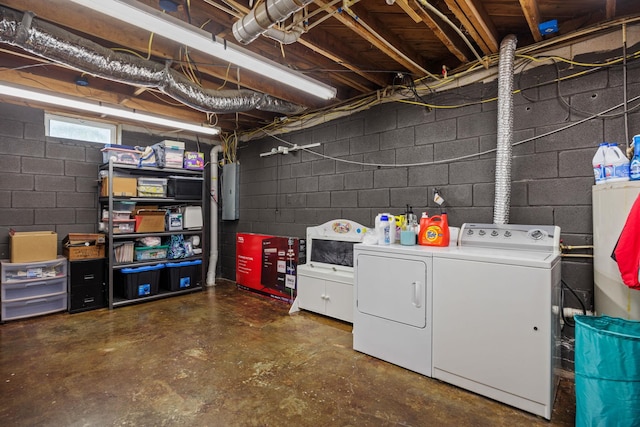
[418,212,450,247]
[630,135,640,180]
[606,143,630,182]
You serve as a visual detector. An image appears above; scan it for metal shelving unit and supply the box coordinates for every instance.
[100,158,205,309]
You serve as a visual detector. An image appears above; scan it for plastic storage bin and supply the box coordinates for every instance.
[116,263,164,299]
[103,220,136,234]
[575,315,640,427]
[134,245,169,261]
[1,256,67,282]
[137,177,167,197]
[2,292,67,321]
[101,144,142,165]
[167,176,203,199]
[163,259,202,291]
[1,277,67,300]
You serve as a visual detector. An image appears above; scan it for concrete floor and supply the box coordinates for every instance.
[1,280,575,426]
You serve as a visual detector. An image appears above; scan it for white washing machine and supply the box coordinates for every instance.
[432,223,561,420]
[353,223,561,420]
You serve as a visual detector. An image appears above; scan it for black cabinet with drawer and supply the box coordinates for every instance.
[68,259,107,314]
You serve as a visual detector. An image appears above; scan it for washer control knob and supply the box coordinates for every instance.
[504,231,511,237]
[529,229,544,240]
[479,230,486,236]
[491,230,499,237]
[467,229,474,235]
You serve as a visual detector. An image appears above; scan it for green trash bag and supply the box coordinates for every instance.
[575,315,640,427]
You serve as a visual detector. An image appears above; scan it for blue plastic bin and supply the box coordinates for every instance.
[163,259,202,291]
[117,263,165,299]
[575,315,640,427]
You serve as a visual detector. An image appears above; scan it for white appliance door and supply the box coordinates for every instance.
[356,253,426,328]
[432,256,551,406]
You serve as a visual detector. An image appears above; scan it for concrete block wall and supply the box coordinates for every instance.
[221,52,640,370]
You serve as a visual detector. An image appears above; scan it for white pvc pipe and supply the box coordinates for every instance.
[206,145,223,286]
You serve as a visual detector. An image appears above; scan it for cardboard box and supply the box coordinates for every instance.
[184,152,204,170]
[101,177,137,197]
[134,209,166,232]
[10,231,58,263]
[63,233,106,260]
[236,233,305,303]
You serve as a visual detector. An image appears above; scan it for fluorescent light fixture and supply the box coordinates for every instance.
[0,82,219,136]
[68,0,337,100]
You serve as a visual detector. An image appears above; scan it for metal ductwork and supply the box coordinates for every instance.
[493,34,517,225]
[0,6,306,115]
[232,0,314,45]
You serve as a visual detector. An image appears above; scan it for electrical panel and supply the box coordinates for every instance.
[222,162,239,220]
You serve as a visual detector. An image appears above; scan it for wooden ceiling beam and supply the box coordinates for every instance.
[519,0,543,42]
[397,0,422,23]
[443,0,498,54]
[606,0,616,20]
[314,0,430,77]
[410,0,470,63]
[202,0,377,93]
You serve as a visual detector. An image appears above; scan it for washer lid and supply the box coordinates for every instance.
[436,245,560,268]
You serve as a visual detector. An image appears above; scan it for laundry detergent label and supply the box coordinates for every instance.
[424,225,444,245]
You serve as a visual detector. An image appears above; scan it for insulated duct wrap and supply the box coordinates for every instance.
[0,6,305,115]
[493,34,517,225]
[233,0,314,45]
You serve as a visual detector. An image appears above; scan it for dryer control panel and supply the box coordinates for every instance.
[458,223,560,252]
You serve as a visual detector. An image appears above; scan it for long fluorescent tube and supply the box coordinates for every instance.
[68,0,337,100]
[0,82,220,136]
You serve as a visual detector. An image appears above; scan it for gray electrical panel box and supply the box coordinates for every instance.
[222,162,239,220]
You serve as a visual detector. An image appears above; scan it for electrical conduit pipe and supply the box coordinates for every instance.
[206,145,223,286]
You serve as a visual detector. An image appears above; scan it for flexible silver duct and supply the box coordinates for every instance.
[233,0,314,45]
[493,34,517,225]
[0,7,305,115]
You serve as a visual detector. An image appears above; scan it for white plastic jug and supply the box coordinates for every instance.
[606,143,630,183]
[377,215,391,245]
[593,143,607,184]
[375,213,395,245]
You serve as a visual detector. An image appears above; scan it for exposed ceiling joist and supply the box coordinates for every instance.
[410,0,470,63]
[397,0,422,23]
[444,0,499,54]
[315,0,430,77]
[606,0,617,20]
[0,0,639,138]
[519,0,543,42]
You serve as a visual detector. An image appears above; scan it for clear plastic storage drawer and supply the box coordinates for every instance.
[1,292,67,321]
[1,256,67,283]
[1,277,67,301]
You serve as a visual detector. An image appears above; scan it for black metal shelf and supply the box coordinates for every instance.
[111,230,203,239]
[99,197,203,204]
[112,285,203,307]
[111,255,203,270]
[99,163,203,176]
[101,158,206,309]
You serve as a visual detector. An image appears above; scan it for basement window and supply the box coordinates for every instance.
[45,114,119,144]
